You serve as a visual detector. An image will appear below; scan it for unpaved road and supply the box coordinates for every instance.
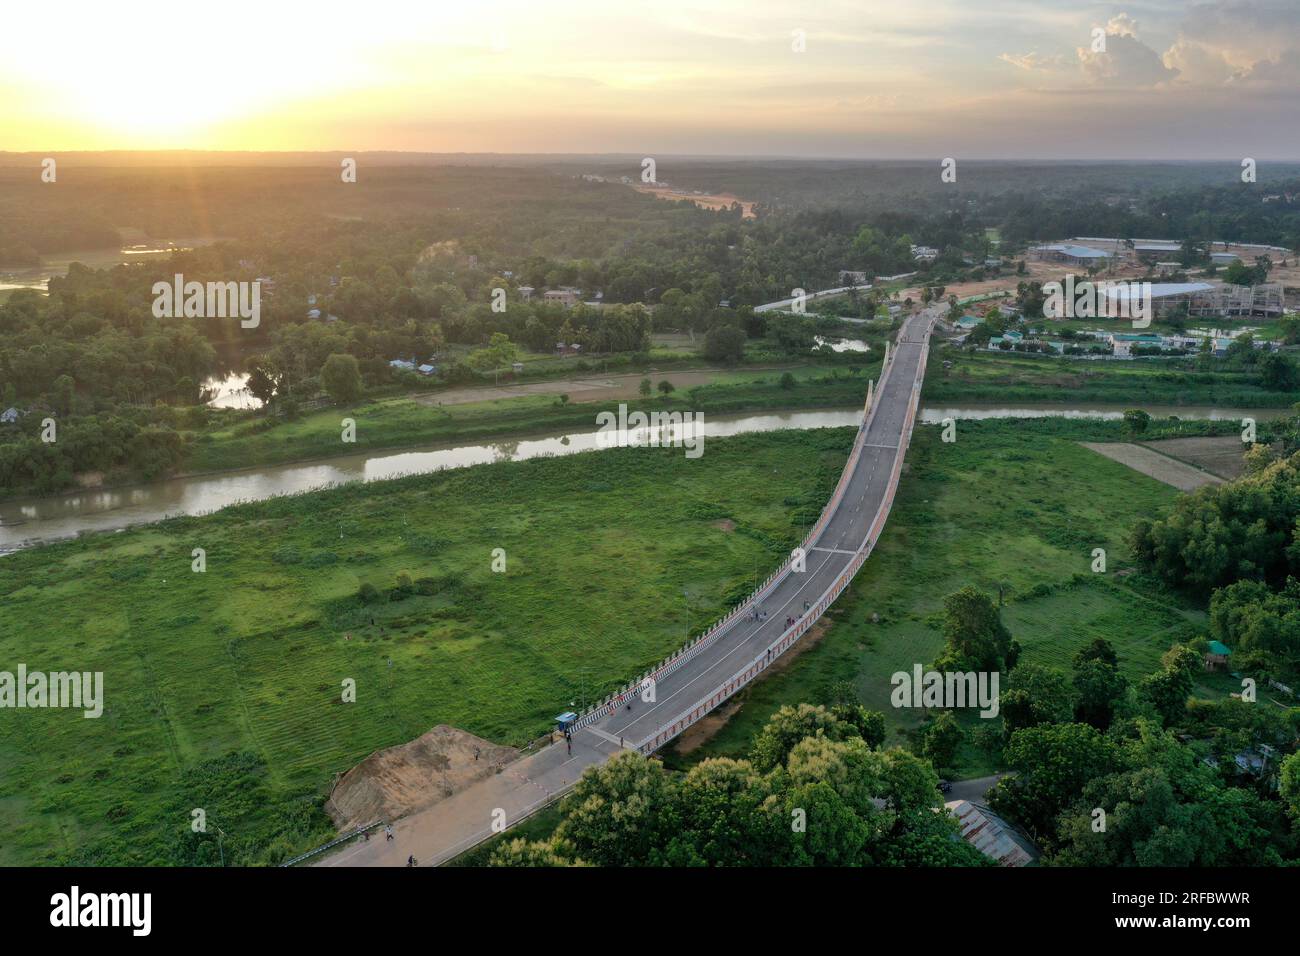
[412,366,804,408]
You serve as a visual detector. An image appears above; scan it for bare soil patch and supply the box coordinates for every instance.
[1081,442,1223,491]
[712,519,737,533]
[324,725,517,830]
[1138,436,1250,481]
[632,184,757,218]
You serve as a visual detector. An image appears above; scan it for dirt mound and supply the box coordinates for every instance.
[325,725,517,830]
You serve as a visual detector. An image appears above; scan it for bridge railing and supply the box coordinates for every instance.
[632,320,933,753]
[567,329,909,735]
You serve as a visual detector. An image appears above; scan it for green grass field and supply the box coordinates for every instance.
[0,428,853,865]
[925,347,1299,407]
[667,419,1208,778]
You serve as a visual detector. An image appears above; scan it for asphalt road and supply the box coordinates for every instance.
[590,309,933,749]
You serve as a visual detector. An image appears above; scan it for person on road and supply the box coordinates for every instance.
[385,824,394,842]
[407,855,416,867]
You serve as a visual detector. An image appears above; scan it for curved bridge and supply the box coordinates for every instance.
[321,308,938,867]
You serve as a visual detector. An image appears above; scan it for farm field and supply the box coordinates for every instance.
[1080,441,1223,491]
[1138,435,1253,480]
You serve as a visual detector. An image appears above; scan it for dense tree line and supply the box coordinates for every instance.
[983,635,1300,865]
[1131,449,1300,682]
[489,703,990,867]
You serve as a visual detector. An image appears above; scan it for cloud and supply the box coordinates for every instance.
[1162,39,1237,86]
[1226,48,1300,88]
[1104,13,1140,39]
[998,51,1064,71]
[1077,20,1179,88]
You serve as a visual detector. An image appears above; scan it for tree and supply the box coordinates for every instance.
[555,751,680,866]
[1072,658,1128,729]
[1000,663,1074,737]
[1138,645,1198,726]
[320,353,363,405]
[988,722,1122,841]
[1074,637,1119,669]
[934,586,1015,672]
[768,314,816,354]
[750,703,857,772]
[490,838,585,867]
[467,332,517,371]
[657,379,674,396]
[1122,408,1151,435]
[638,377,652,397]
[831,704,887,750]
[1259,352,1298,391]
[662,758,783,866]
[921,711,963,771]
[1243,443,1275,475]
[703,324,746,365]
[52,374,75,416]
[1281,751,1300,823]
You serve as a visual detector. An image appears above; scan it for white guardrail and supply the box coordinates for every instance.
[633,319,933,753]
[569,315,935,744]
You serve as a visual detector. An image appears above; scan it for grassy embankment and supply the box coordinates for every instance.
[185,363,879,473]
[926,348,1300,407]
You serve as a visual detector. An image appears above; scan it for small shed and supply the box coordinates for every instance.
[1205,640,1232,670]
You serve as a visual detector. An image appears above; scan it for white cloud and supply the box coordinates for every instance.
[998,52,1064,71]
[1078,28,1180,87]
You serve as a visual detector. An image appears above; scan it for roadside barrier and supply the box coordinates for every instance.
[565,319,914,735]
[632,315,934,752]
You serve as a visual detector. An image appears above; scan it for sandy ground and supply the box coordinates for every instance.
[324,725,518,830]
[632,184,757,218]
[411,366,794,408]
[1138,436,1252,480]
[1081,442,1223,491]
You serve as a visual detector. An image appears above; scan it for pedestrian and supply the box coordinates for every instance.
[566,737,572,755]
[407,855,416,867]
[474,747,481,762]
[385,824,394,842]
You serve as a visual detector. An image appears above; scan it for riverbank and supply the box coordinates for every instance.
[186,365,879,471]
[926,349,1300,407]
[3,399,1274,553]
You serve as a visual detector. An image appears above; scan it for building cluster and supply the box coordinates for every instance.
[1031,235,1291,270]
[517,286,606,308]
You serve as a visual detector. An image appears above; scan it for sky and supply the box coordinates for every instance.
[2,0,1299,158]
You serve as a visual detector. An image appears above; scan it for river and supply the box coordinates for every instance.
[0,402,1286,553]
